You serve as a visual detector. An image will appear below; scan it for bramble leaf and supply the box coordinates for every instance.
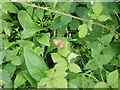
[78,24,88,38]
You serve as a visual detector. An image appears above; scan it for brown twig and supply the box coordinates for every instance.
[17,1,120,35]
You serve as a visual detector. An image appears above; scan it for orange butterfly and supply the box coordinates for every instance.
[53,39,64,48]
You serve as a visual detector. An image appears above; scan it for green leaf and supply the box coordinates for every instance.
[37,33,50,46]
[61,2,72,13]
[78,24,88,38]
[1,12,12,20]
[38,77,50,86]
[2,2,19,13]
[45,80,54,88]
[0,51,3,65]
[88,22,93,31]
[34,46,44,55]
[57,25,67,36]
[85,59,99,70]
[54,70,68,78]
[47,69,68,88]
[23,71,37,88]
[98,15,109,21]
[18,10,33,28]
[94,82,109,88]
[70,77,82,88]
[98,33,114,45]
[68,53,78,62]
[18,10,44,38]
[68,83,78,88]
[60,15,72,25]
[4,28,11,36]
[14,72,26,88]
[92,2,103,17]
[51,53,66,63]
[35,8,44,20]
[2,69,12,88]
[69,19,80,30]
[107,70,118,88]
[6,48,20,61]
[46,69,55,78]
[91,43,104,58]
[24,48,48,81]
[17,40,33,48]
[39,69,68,88]
[4,63,16,78]
[75,7,89,18]
[51,17,61,29]
[98,54,113,65]
[26,6,34,17]
[69,3,77,13]
[4,42,15,50]
[57,37,71,57]
[68,63,82,73]
[52,77,68,88]
[54,62,68,71]
[12,56,22,66]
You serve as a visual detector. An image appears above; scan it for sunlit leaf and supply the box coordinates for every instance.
[68,53,78,62]
[14,72,26,88]
[68,63,82,73]
[78,24,88,38]
[92,2,103,17]
[94,82,109,88]
[51,53,66,63]
[107,70,118,88]
[98,15,109,21]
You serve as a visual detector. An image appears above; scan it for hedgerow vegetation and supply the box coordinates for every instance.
[0,1,119,88]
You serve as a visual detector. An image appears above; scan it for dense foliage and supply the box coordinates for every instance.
[0,1,119,88]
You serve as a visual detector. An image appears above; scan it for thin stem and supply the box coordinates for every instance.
[84,73,99,82]
[100,69,104,81]
[16,1,120,35]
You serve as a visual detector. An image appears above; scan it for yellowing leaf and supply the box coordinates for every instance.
[0,80,5,84]
[68,53,78,62]
[38,77,50,86]
[92,2,103,17]
[78,24,88,38]
[68,63,82,73]
[54,62,68,71]
[94,82,109,88]
[52,77,68,88]
[51,53,66,63]
[98,15,110,21]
